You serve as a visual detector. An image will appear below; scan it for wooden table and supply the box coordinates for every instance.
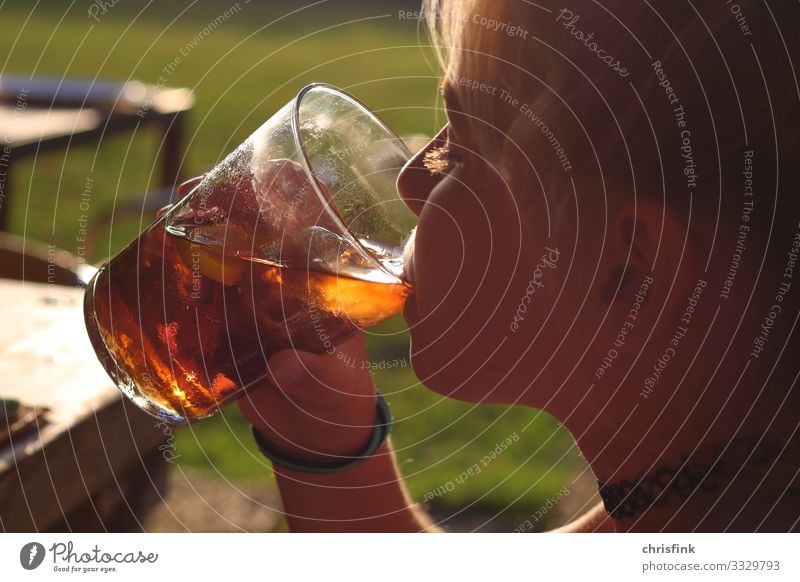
[0,81,194,230]
[0,279,168,532]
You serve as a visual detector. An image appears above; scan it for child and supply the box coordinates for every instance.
[239,0,800,532]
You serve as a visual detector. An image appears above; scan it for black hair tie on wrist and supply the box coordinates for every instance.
[251,391,392,474]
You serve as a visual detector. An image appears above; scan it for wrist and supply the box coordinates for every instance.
[249,393,382,464]
[272,439,392,484]
[245,389,376,460]
[250,421,374,463]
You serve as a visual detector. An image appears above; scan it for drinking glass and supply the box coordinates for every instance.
[84,83,416,423]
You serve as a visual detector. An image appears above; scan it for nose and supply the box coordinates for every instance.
[397,125,448,216]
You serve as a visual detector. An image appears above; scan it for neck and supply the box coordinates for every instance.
[553,355,800,531]
[586,428,800,531]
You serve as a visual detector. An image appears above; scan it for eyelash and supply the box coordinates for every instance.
[423,144,462,176]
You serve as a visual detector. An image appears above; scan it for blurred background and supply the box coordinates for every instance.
[0,0,595,531]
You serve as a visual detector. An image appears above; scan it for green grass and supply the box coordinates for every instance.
[3,0,443,258]
[2,0,584,527]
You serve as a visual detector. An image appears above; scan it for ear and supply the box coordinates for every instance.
[605,197,695,324]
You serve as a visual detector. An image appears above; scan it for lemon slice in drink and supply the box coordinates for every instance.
[174,224,249,286]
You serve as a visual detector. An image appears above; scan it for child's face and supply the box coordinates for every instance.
[397,82,575,405]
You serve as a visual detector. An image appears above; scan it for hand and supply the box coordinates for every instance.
[237,334,379,462]
[173,175,379,460]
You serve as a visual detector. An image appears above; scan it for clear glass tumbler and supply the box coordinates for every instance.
[84,84,417,423]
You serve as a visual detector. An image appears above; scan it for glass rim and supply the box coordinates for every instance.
[291,82,413,284]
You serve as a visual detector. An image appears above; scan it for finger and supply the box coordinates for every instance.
[157,175,205,219]
[237,353,366,426]
[266,349,343,395]
[176,175,205,199]
[267,335,365,385]
[267,340,373,398]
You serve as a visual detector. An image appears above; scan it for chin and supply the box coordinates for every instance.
[405,298,516,404]
[408,346,506,405]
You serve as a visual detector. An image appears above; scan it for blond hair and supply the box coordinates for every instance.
[423,0,800,238]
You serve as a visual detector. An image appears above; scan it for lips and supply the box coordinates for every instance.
[402,289,419,327]
[401,229,418,326]
[401,227,417,284]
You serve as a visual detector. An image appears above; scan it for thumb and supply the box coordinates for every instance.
[266,348,354,398]
[266,349,318,393]
[266,338,372,400]
[176,175,205,199]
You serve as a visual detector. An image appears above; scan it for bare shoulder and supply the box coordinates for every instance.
[550,501,615,533]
